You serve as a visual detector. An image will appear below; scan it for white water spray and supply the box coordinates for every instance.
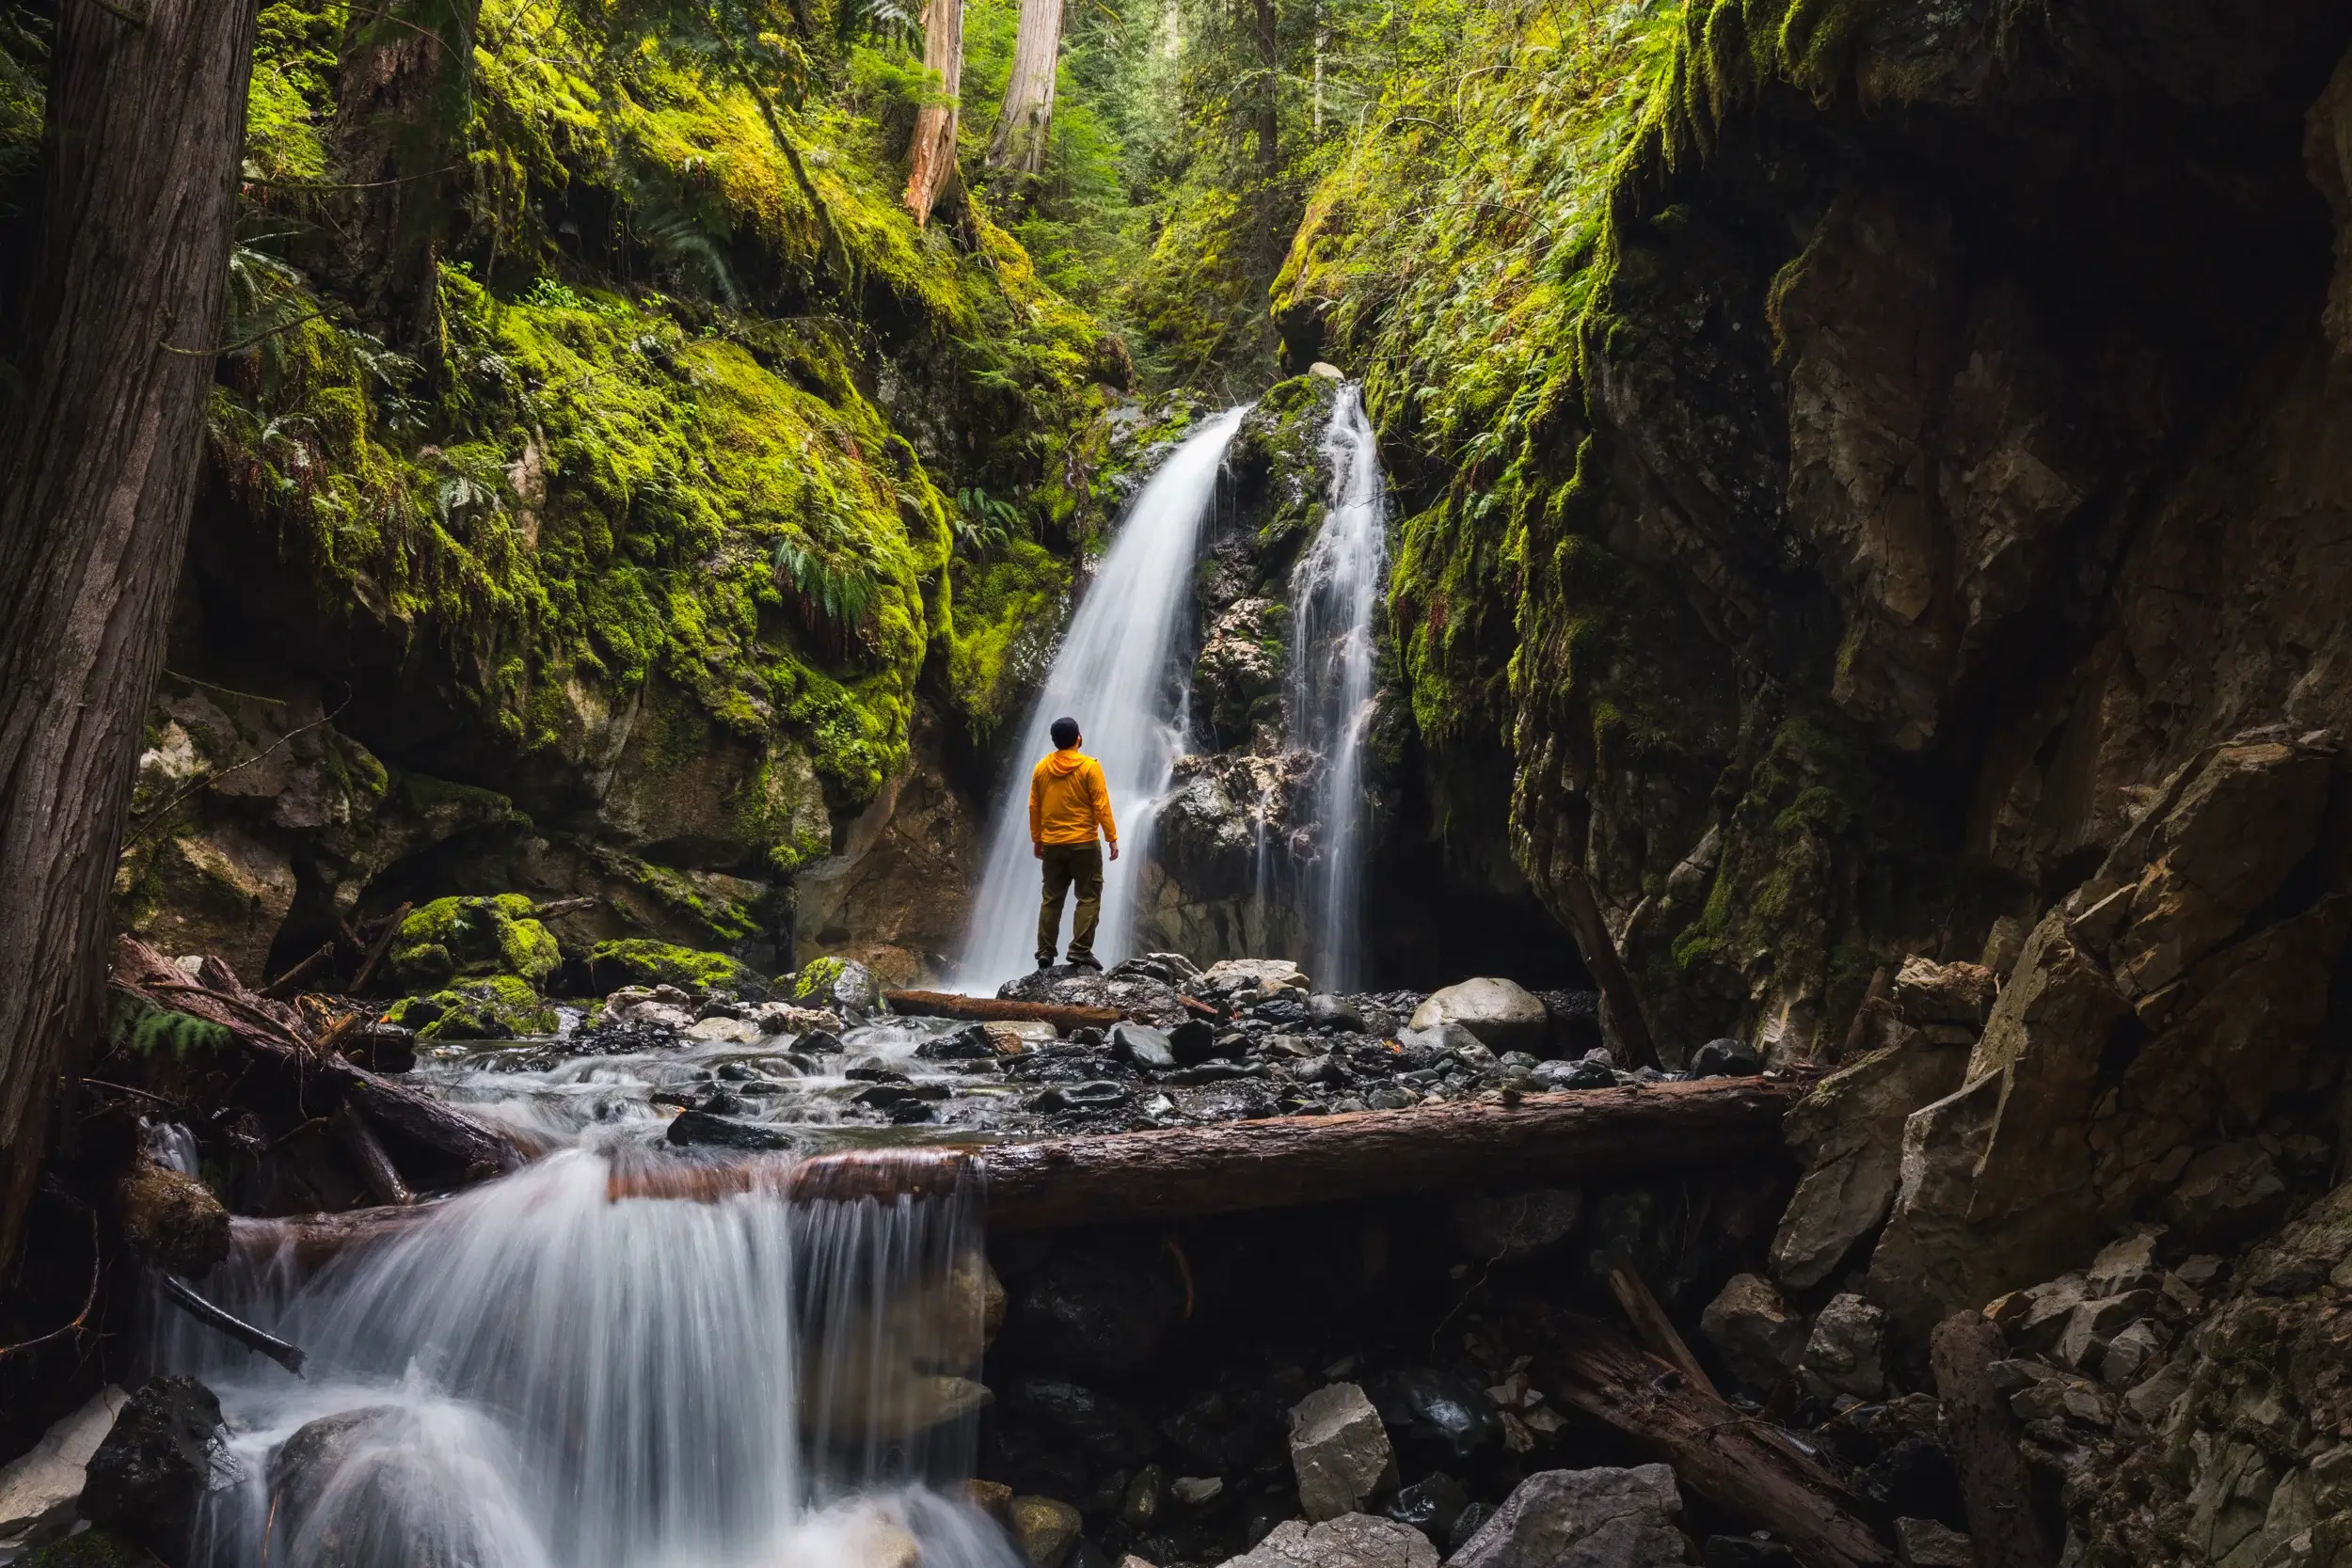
[957,407,1248,989]
[1286,384,1389,990]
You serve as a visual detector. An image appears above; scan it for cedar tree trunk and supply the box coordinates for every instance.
[986,0,1063,175]
[330,1,471,345]
[903,0,965,225]
[0,0,262,1262]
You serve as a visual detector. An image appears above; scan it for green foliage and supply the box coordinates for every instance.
[388,894,562,990]
[588,937,766,992]
[106,994,234,1059]
[24,1527,162,1568]
[387,974,561,1039]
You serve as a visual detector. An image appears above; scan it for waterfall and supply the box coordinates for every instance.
[1286,384,1389,991]
[153,1149,1012,1568]
[956,407,1248,989]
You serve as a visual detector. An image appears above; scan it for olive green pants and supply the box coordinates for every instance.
[1037,841,1104,965]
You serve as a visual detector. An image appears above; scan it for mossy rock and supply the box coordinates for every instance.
[385,895,562,991]
[587,939,765,997]
[24,1527,163,1567]
[384,975,559,1041]
[790,954,879,1013]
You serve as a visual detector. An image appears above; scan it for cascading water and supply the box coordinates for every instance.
[957,407,1249,989]
[151,1148,1013,1568]
[1282,384,1389,991]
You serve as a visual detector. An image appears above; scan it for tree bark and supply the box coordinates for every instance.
[1931,1312,2056,1568]
[327,0,475,344]
[1253,0,1279,171]
[1531,1314,1894,1568]
[0,0,262,1265]
[985,0,1063,175]
[1555,861,1661,1069]
[902,0,965,226]
[883,989,1122,1033]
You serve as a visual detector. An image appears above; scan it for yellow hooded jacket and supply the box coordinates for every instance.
[1030,749,1117,847]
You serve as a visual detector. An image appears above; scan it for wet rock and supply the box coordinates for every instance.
[1701,1536,1796,1567]
[1004,1242,1189,1382]
[792,957,881,1018]
[1383,1472,1467,1538]
[1406,979,1546,1053]
[1004,966,1191,1027]
[1195,959,1313,1002]
[0,1386,129,1557]
[1171,1476,1223,1504]
[115,1161,230,1277]
[1288,1383,1395,1521]
[1446,1504,1492,1554]
[1111,1023,1179,1069]
[1448,1465,1691,1568]
[1219,1514,1438,1568]
[1533,1057,1618,1091]
[688,1015,758,1044]
[798,1027,847,1055]
[1700,1275,1807,1396]
[753,1002,845,1036]
[1796,1294,1886,1402]
[1121,1465,1168,1528]
[664,1110,794,1149]
[1893,1518,1972,1567]
[1168,1018,1221,1065]
[79,1376,235,1567]
[962,1479,1015,1525]
[1176,1081,1279,1122]
[2163,1142,2288,1251]
[1688,1038,1761,1078]
[917,1023,998,1060]
[1366,1369,1498,1464]
[1032,1082,1133,1114]
[1010,1496,1085,1568]
[1449,1189,1581,1261]
[1308,995,1366,1032]
[1110,953,1204,986]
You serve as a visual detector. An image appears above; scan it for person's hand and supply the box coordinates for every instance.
[1107,841,1120,861]
[1032,843,1043,860]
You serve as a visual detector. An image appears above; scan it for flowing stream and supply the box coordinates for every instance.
[957,407,1248,989]
[153,1148,1010,1568]
[1278,384,1390,991]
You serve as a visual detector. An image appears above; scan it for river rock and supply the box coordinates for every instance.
[1383,1472,1468,1537]
[1308,994,1366,1032]
[687,1015,758,1043]
[1449,1189,1581,1261]
[1406,979,1546,1053]
[1700,1275,1807,1396]
[1796,1294,1886,1402]
[665,1110,795,1149]
[1217,1515,1437,1568]
[1010,1496,1084,1568]
[917,1023,999,1060]
[0,1386,130,1557]
[753,1002,845,1036]
[1448,1465,1691,1568]
[1111,1022,1179,1069]
[1688,1038,1761,1078]
[1176,1081,1279,1122]
[1194,958,1312,1000]
[115,1160,230,1278]
[79,1376,236,1567]
[1894,1518,1974,1568]
[1288,1383,1395,1521]
[1002,966,1191,1027]
[1367,1369,1498,1463]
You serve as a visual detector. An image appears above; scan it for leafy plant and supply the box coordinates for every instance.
[952,485,1030,555]
[772,533,882,657]
[106,993,231,1059]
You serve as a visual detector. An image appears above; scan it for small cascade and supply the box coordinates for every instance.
[152,1148,1011,1568]
[1283,384,1390,990]
[958,407,1249,989]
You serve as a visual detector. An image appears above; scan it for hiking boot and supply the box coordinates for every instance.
[1064,951,1103,972]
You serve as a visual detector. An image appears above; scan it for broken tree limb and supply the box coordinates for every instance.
[232,1206,440,1268]
[1931,1311,2056,1568]
[1551,861,1661,1070]
[163,1274,307,1375]
[882,990,1123,1034]
[1607,1260,1721,1400]
[348,900,411,996]
[340,1069,521,1183]
[1529,1312,1893,1568]
[336,1102,415,1207]
[262,942,336,999]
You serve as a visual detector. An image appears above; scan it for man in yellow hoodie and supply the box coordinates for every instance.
[1031,715,1119,969]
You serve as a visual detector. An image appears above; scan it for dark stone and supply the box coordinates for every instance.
[1447,1503,1493,1555]
[917,1023,998,1060]
[693,1089,748,1115]
[1002,1240,1189,1381]
[1004,1379,1161,1465]
[1033,1081,1133,1113]
[851,1083,924,1107]
[1689,1038,1762,1078]
[1112,1023,1179,1069]
[1163,1062,1264,1085]
[1535,1057,1619,1091]
[1169,1019,1221,1065]
[80,1376,233,1568]
[846,1065,912,1083]
[1308,994,1367,1032]
[1250,998,1310,1027]
[798,1029,845,1054]
[1702,1536,1799,1567]
[888,1100,937,1124]
[1174,1081,1280,1122]
[1384,1472,1470,1537]
[1368,1369,1501,1463]
[665,1110,794,1149]
[715,1061,755,1080]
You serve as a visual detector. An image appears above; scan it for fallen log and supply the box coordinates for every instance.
[1931,1311,2055,1568]
[337,1103,415,1207]
[1528,1312,1893,1568]
[1607,1260,1720,1400]
[882,990,1123,1033]
[231,1205,442,1268]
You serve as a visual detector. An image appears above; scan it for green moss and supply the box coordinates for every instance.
[588,938,765,995]
[387,895,561,990]
[387,974,561,1040]
[790,954,846,1001]
[946,541,1073,742]
[24,1527,162,1568]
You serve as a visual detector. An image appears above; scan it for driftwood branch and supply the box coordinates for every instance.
[882,990,1123,1033]
[1530,1312,1892,1568]
[1552,862,1661,1069]
[348,900,411,996]
[1931,1311,2055,1568]
[1607,1260,1721,1399]
[162,1274,307,1375]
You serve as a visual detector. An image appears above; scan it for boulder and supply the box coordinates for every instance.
[1009,1496,1084,1568]
[753,1002,846,1036]
[1769,1032,1969,1291]
[79,1376,235,1567]
[1406,979,1546,1053]
[1889,957,1995,1027]
[1111,1022,1179,1069]
[115,1162,230,1277]
[1287,1383,1395,1522]
[1699,1275,1807,1396]
[386,894,561,991]
[1383,1473,1468,1538]
[2164,1143,2288,1251]
[792,957,880,1018]
[1796,1294,1886,1402]
[1688,1038,1761,1078]
[1447,1465,1691,1568]
[0,1386,130,1558]
[1449,1190,1581,1262]
[1195,958,1312,1000]
[1216,1514,1438,1568]
[1308,995,1367,1032]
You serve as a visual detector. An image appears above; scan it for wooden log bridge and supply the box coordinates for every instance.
[237,1077,1805,1260]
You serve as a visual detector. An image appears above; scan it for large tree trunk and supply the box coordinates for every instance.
[985,0,1063,176]
[328,0,473,344]
[902,0,965,226]
[0,0,262,1264]
[1253,0,1278,171]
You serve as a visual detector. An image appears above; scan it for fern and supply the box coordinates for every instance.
[772,535,882,657]
[106,993,231,1060]
[951,486,1031,557]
